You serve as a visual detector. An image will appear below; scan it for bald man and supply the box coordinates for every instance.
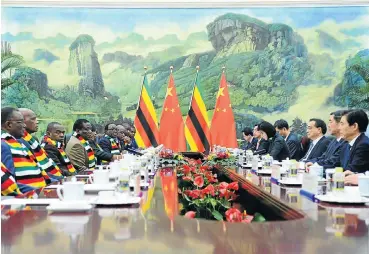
[18,108,63,181]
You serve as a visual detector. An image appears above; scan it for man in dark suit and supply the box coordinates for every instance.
[300,118,331,161]
[98,123,121,155]
[258,121,290,161]
[339,109,369,175]
[306,110,347,169]
[241,127,258,150]
[88,124,119,165]
[253,124,269,155]
[274,119,302,160]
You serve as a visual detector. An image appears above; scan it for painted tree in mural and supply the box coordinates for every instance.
[334,49,369,110]
[1,41,24,90]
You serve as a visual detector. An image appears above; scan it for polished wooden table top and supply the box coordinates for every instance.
[1,168,369,254]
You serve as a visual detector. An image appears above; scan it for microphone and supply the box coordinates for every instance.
[253,149,266,155]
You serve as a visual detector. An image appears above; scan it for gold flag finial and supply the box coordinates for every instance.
[222,66,226,73]
[170,66,173,73]
[196,66,200,73]
[144,66,148,73]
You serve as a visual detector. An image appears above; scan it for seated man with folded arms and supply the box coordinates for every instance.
[339,109,369,180]
[41,122,76,176]
[1,107,48,193]
[18,108,63,181]
[305,110,347,169]
[300,118,331,162]
[274,119,302,160]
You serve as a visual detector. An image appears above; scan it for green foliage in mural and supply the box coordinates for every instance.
[334,49,369,110]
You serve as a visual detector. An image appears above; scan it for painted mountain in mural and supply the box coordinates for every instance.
[127,13,311,118]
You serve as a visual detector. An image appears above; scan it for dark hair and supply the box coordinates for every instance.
[46,122,61,132]
[309,118,327,135]
[105,123,116,131]
[1,107,18,125]
[330,110,345,123]
[242,127,253,136]
[342,109,369,133]
[73,119,89,131]
[274,119,289,130]
[258,121,276,139]
[91,124,96,132]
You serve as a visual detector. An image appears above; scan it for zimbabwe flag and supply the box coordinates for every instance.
[134,73,159,148]
[184,70,211,153]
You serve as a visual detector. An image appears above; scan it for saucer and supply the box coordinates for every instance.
[89,195,141,206]
[84,183,117,192]
[46,201,93,212]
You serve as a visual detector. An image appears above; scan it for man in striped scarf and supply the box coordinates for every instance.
[41,122,76,176]
[65,119,96,171]
[18,108,63,181]
[98,123,122,155]
[1,107,48,193]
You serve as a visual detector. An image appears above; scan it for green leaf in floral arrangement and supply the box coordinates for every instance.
[212,210,224,221]
[210,199,217,209]
[253,213,266,222]
[183,193,191,202]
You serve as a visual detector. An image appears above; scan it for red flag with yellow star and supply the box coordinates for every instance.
[210,71,238,148]
[159,71,186,152]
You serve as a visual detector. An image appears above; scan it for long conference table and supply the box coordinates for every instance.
[1,165,369,254]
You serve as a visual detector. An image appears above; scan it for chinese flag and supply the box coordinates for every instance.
[210,72,238,148]
[159,72,186,152]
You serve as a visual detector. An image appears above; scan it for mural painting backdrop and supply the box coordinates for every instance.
[1,7,369,137]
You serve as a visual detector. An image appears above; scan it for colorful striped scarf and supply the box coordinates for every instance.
[1,132,48,188]
[105,135,121,154]
[22,131,62,179]
[41,136,76,175]
[73,132,96,169]
[1,162,22,196]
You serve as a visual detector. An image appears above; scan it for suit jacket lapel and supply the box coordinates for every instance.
[309,136,324,159]
[347,133,363,166]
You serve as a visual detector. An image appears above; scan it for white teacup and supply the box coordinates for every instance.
[310,164,323,178]
[57,181,84,201]
[89,170,110,185]
[358,175,369,196]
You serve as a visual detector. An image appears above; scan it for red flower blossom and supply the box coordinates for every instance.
[182,176,192,181]
[194,176,204,188]
[225,208,242,222]
[228,182,239,191]
[188,189,202,199]
[202,184,215,196]
[185,211,196,219]
[219,182,228,190]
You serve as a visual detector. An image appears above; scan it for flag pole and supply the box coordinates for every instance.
[135,66,147,112]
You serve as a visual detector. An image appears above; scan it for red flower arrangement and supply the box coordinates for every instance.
[177,158,250,222]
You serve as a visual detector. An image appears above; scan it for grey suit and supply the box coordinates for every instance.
[65,136,89,171]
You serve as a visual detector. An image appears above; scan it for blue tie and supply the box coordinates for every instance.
[342,144,351,168]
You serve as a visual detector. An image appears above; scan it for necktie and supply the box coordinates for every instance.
[302,142,314,161]
[342,144,351,168]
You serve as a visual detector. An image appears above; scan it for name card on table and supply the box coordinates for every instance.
[271,165,281,183]
[302,173,319,194]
